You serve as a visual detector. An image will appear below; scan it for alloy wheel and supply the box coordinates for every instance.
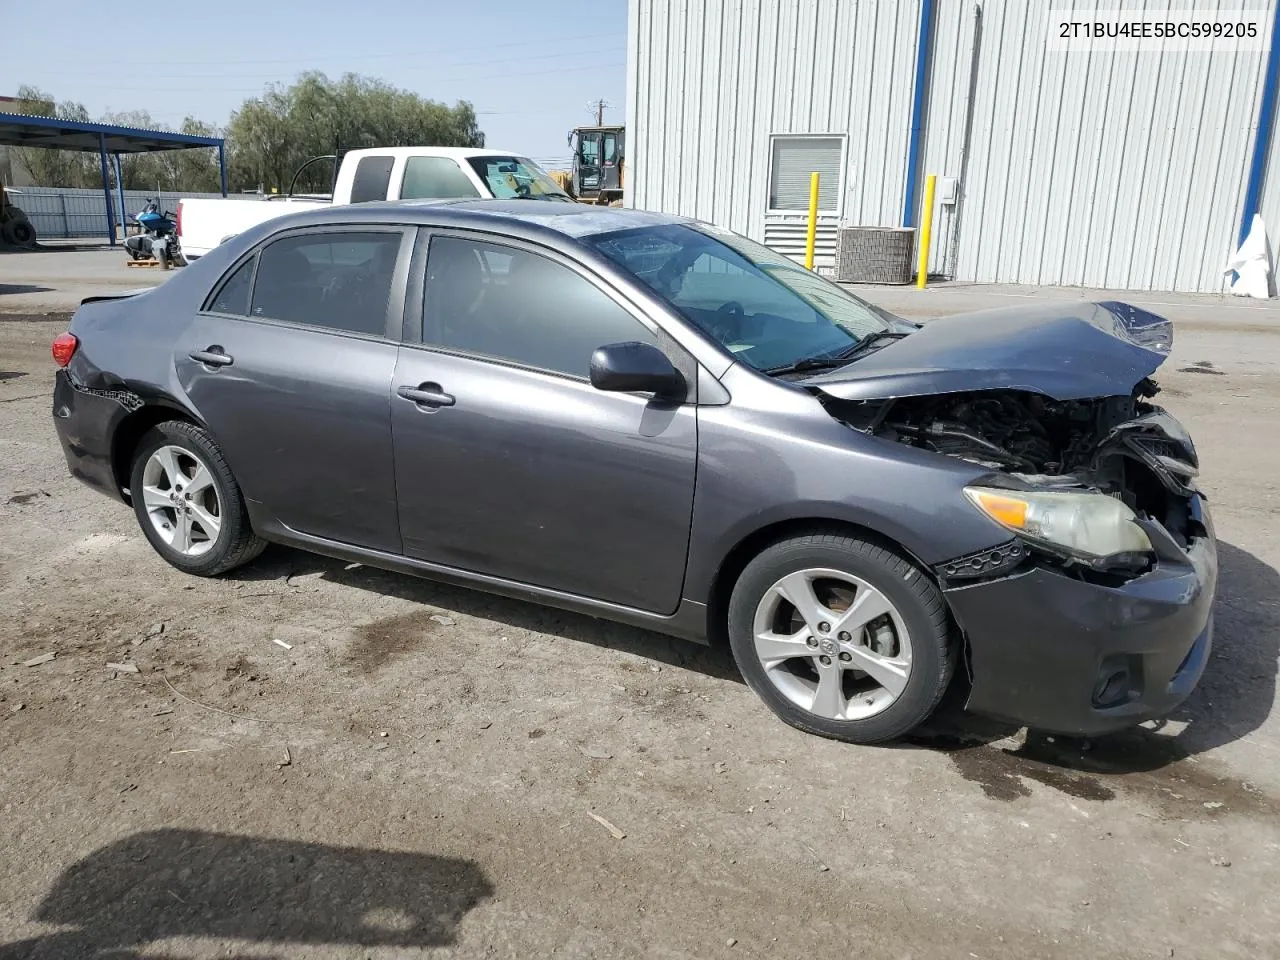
[140,445,222,557]
[751,567,913,721]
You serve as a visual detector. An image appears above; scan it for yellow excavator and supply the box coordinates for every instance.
[551,125,625,205]
[0,182,36,247]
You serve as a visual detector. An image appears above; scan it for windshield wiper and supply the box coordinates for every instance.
[757,353,860,376]
[762,354,854,376]
[832,330,911,361]
[763,331,911,377]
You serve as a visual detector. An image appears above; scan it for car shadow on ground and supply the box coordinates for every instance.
[0,829,492,959]
[233,539,1275,779]
[234,546,744,683]
[0,283,52,296]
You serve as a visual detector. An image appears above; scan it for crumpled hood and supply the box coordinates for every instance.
[803,301,1172,401]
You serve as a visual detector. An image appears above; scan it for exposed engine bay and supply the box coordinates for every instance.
[877,387,1152,475]
[821,379,1202,552]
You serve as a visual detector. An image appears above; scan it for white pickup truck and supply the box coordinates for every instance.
[177,146,573,260]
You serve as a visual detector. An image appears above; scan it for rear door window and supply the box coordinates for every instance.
[349,155,395,203]
[249,231,402,337]
[400,156,481,199]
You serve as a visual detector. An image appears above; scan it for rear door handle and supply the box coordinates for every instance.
[189,347,233,368]
[397,383,455,408]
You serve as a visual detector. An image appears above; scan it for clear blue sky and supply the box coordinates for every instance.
[4,0,629,167]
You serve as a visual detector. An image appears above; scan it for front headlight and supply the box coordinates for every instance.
[964,486,1152,560]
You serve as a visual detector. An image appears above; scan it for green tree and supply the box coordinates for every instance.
[225,72,484,194]
[7,88,222,193]
[9,71,486,196]
[99,111,222,193]
[11,85,97,187]
[160,118,224,193]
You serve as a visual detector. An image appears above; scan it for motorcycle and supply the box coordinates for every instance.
[124,199,182,269]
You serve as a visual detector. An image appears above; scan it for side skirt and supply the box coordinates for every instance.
[260,522,711,645]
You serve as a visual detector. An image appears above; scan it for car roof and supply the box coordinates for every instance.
[270,199,698,242]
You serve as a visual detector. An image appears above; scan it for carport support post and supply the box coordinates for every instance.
[218,142,228,197]
[112,154,128,245]
[97,134,116,246]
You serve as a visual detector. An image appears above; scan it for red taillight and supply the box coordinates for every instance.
[175,201,183,237]
[52,333,78,367]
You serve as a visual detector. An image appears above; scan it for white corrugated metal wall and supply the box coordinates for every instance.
[923,0,1275,291]
[626,0,925,271]
[627,0,1280,293]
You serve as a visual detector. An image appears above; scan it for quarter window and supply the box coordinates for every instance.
[208,255,255,315]
[422,236,657,378]
[349,155,395,203]
[401,156,481,199]
[249,231,401,336]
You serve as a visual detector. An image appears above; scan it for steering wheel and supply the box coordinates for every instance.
[709,300,746,339]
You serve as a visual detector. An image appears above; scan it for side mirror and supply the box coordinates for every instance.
[590,341,685,400]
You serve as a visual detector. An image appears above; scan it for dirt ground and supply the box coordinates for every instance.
[2,255,1279,958]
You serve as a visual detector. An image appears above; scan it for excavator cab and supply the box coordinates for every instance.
[569,126,625,205]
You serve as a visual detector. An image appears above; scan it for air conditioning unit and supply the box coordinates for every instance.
[834,226,915,284]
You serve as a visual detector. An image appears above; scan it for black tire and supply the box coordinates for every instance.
[128,421,266,576]
[727,532,954,744]
[3,218,36,247]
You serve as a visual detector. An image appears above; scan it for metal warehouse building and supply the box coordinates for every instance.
[625,0,1280,293]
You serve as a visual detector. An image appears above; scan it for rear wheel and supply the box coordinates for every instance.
[728,533,954,744]
[128,421,266,576]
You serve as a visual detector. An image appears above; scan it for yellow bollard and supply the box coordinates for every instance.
[916,173,937,289]
[804,172,820,270]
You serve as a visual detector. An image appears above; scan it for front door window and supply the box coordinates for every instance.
[423,236,658,378]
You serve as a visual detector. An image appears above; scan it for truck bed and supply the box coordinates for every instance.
[178,196,330,260]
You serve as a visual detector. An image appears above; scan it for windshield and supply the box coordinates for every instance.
[466,156,573,202]
[584,223,905,372]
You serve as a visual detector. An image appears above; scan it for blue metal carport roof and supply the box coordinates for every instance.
[0,111,228,245]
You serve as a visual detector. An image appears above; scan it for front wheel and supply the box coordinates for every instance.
[128,421,266,576]
[727,533,954,744]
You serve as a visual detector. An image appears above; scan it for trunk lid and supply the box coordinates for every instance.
[803,301,1171,402]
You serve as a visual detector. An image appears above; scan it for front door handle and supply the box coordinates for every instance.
[189,347,233,368]
[397,383,455,408]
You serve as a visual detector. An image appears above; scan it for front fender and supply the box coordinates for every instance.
[682,404,1012,603]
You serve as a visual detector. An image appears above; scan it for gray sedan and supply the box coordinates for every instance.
[51,200,1215,743]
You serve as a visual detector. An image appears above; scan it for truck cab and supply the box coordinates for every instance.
[336,147,574,204]
[178,147,572,261]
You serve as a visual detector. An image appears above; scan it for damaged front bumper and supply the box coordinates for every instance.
[942,495,1217,736]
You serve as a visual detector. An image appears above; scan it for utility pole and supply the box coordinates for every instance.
[588,98,609,126]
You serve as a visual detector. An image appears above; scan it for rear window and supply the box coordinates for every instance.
[249,231,401,336]
[400,156,481,200]
[349,155,394,203]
